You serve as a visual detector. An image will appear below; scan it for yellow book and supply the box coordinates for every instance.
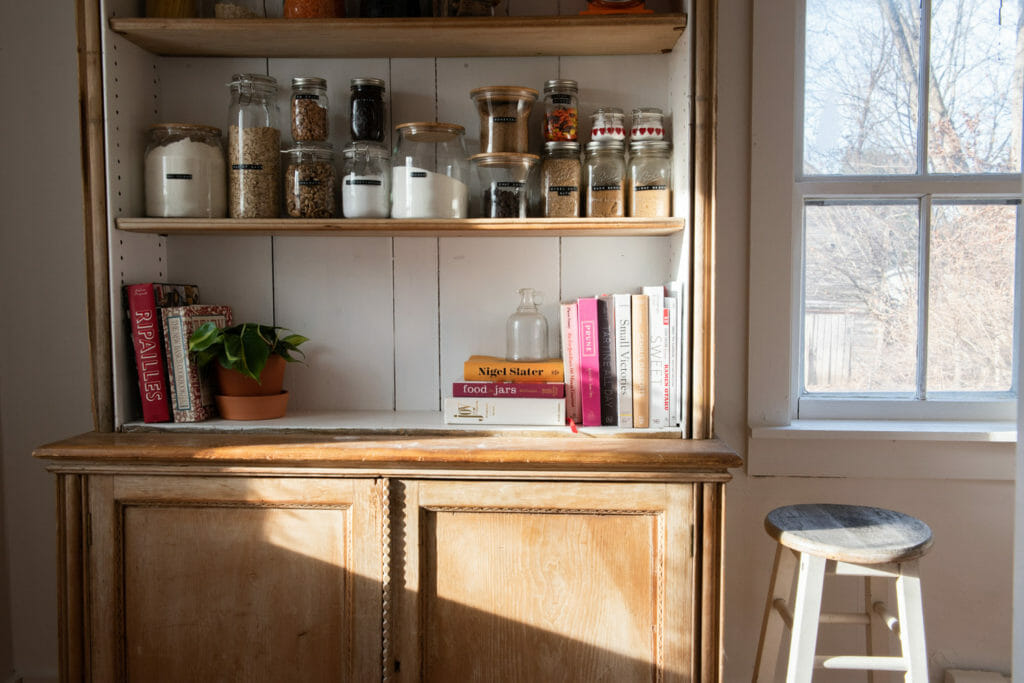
[631,295,650,428]
[463,355,565,383]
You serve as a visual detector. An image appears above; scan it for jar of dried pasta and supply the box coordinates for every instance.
[628,140,671,217]
[540,141,581,217]
[583,140,625,218]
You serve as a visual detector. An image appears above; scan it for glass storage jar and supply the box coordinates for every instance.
[589,106,625,142]
[291,77,329,142]
[583,140,625,217]
[342,141,391,218]
[630,106,665,141]
[350,78,386,143]
[628,140,671,217]
[542,79,579,142]
[539,141,581,217]
[471,152,538,218]
[391,122,469,218]
[283,141,337,218]
[470,86,538,154]
[147,0,197,17]
[145,124,227,218]
[212,0,264,17]
[433,0,500,15]
[284,0,338,16]
[227,73,281,218]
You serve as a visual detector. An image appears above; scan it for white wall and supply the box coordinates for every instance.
[0,1,1013,681]
[716,0,1014,680]
[0,2,95,681]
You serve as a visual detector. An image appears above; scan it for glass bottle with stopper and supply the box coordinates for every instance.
[506,288,549,361]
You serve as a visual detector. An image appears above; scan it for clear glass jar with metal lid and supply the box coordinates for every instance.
[391,122,469,218]
[283,141,337,218]
[542,79,579,142]
[350,78,386,143]
[630,106,665,141]
[471,152,538,218]
[584,140,625,218]
[540,141,581,217]
[227,73,281,218]
[589,106,625,142]
[341,141,390,218]
[145,124,227,218]
[628,140,671,217]
[291,77,329,142]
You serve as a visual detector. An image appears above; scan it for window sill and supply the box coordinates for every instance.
[747,420,1017,480]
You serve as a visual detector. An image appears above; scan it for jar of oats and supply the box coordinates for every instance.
[540,141,581,217]
[283,141,337,218]
[628,140,671,217]
[291,77,329,142]
[583,140,625,217]
[227,73,281,218]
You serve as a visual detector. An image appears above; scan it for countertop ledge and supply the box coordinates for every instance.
[34,431,742,473]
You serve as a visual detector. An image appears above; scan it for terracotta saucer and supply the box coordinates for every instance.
[215,391,289,420]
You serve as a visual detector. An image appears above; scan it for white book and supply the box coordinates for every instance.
[612,293,633,428]
[666,296,679,427]
[443,397,566,426]
[642,285,668,428]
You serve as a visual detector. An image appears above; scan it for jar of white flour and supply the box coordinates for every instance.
[144,124,227,218]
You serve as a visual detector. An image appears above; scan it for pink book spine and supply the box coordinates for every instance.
[560,302,582,423]
[577,297,602,426]
[126,284,171,423]
[452,382,565,398]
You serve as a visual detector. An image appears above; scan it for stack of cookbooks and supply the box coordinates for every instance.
[443,356,566,426]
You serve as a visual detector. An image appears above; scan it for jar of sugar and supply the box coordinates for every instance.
[144,123,227,218]
[391,122,469,219]
[341,141,390,218]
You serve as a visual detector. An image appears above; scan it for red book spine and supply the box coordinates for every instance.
[577,297,602,426]
[452,382,565,398]
[126,284,171,423]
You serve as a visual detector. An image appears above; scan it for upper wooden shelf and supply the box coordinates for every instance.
[116,217,684,237]
[108,14,687,59]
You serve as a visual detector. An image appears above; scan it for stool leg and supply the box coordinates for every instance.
[754,546,798,682]
[786,552,826,683]
[864,575,889,683]
[895,560,928,682]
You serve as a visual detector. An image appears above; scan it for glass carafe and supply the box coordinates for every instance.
[506,288,549,361]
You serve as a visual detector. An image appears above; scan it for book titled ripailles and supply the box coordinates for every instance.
[452,382,565,398]
[443,397,566,426]
[462,355,564,383]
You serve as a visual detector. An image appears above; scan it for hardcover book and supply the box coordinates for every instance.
[559,302,582,423]
[666,295,679,427]
[612,293,633,428]
[463,356,564,383]
[443,397,566,426]
[162,304,233,423]
[643,285,668,428]
[631,294,650,428]
[452,382,565,398]
[576,297,601,426]
[596,296,618,426]
[124,283,200,423]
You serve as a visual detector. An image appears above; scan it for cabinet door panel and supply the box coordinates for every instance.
[393,481,694,683]
[88,476,382,683]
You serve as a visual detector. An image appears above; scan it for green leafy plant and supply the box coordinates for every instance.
[189,322,309,383]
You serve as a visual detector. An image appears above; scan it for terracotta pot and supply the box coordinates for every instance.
[215,391,289,420]
[215,354,287,396]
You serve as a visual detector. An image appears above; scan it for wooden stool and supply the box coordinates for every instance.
[753,504,933,683]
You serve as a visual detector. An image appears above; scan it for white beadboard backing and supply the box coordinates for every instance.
[102,0,693,429]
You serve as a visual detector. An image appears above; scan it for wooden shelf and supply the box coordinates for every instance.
[116,216,684,237]
[108,14,687,58]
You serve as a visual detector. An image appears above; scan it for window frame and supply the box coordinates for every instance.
[747,0,1020,476]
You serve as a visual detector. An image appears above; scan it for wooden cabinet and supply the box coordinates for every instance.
[38,433,739,682]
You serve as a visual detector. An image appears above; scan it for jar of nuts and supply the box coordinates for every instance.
[291,77,329,142]
[283,141,337,218]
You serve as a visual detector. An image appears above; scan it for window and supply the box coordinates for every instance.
[796,0,1021,421]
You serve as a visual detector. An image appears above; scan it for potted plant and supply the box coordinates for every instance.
[189,322,308,420]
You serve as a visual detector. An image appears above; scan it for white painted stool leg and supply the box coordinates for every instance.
[865,575,890,683]
[786,552,827,683]
[895,560,928,682]
[754,546,799,682]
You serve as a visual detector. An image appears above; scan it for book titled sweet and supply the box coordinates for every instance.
[452,382,565,398]
[463,355,564,383]
[443,397,566,426]
[576,297,602,426]
[559,302,582,423]
[123,283,200,423]
[643,285,668,428]
[162,304,233,422]
[631,294,650,428]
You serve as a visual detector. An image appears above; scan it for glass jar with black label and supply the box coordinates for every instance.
[283,141,337,218]
[540,141,581,217]
[628,140,671,217]
[583,140,625,217]
[350,78,386,143]
[542,79,579,142]
[227,73,281,218]
[471,152,538,218]
[342,141,391,218]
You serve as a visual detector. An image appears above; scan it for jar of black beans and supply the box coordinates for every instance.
[350,78,386,143]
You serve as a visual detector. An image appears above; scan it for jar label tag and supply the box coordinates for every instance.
[165,173,193,180]
[496,181,525,189]
[548,185,578,195]
[411,171,428,178]
[635,184,668,191]
[294,93,320,100]
[298,179,322,187]
[492,116,518,123]
[346,178,384,186]
[591,184,621,192]
[550,95,573,105]
[232,164,264,171]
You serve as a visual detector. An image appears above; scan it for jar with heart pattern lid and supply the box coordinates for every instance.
[589,107,625,142]
[630,107,665,141]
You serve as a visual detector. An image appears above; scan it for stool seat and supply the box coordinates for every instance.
[765,503,933,565]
